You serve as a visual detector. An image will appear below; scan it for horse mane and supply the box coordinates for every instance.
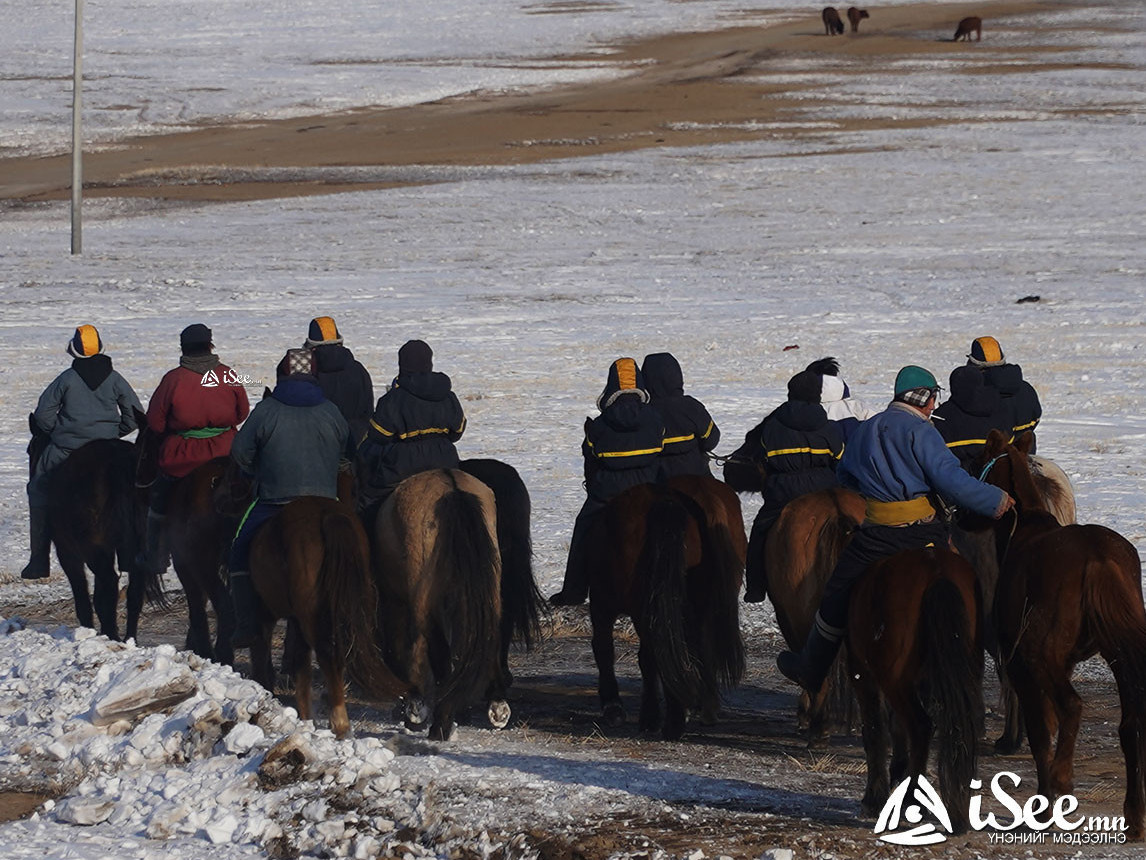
[805,357,840,376]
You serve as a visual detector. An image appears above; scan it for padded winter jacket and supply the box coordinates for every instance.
[933,366,1014,473]
[753,400,844,514]
[312,343,374,444]
[981,362,1042,447]
[583,393,665,503]
[641,352,719,478]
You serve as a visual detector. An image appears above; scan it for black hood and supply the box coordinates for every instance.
[394,370,454,402]
[641,353,683,399]
[775,400,829,432]
[983,363,1025,395]
[313,343,353,374]
[949,365,1000,417]
[602,394,651,432]
[72,354,113,391]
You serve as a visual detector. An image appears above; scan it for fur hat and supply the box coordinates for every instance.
[967,336,1005,367]
[276,348,316,380]
[67,324,104,359]
[180,323,213,355]
[398,340,433,374]
[305,316,343,347]
[787,369,823,404]
[597,357,650,410]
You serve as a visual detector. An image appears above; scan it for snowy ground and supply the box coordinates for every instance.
[2,0,1146,857]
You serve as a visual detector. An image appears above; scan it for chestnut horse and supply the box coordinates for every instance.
[953,16,981,42]
[589,475,746,740]
[218,464,407,738]
[135,421,237,665]
[822,7,845,35]
[981,430,1146,840]
[28,414,154,641]
[847,7,869,34]
[848,547,983,831]
[371,469,504,741]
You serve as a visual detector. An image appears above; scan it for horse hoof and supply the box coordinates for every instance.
[428,722,456,742]
[602,703,625,727]
[993,737,1021,756]
[488,700,511,730]
[400,697,430,730]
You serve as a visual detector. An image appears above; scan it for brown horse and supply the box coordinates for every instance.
[135,422,237,665]
[848,547,983,831]
[765,487,865,745]
[953,16,982,41]
[371,469,504,741]
[28,413,155,641]
[981,430,1146,840]
[822,6,845,35]
[847,7,869,33]
[589,476,746,740]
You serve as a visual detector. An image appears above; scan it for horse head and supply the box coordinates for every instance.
[980,430,1043,512]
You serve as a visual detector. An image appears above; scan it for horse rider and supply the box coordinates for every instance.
[22,325,143,580]
[933,364,1015,474]
[742,369,845,604]
[549,357,665,607]
[640,352,720,478]
[776,365,1015,696]
[304,315,374,445]
[355,339,466,525]
[806,356,876,442]
[136,324,250,576]
[227,348,353,647]
[964,336,1043,451]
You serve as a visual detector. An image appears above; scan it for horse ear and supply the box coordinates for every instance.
[984,428,1008,457]
[1014,431,1035,456]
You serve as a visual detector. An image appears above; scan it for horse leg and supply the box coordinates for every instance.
[180,571,215,660]
[1113,674,1146,840]
[591,606,624,726]
[249,624,276,694]
[994,662,1025,755]
[312,634,350,739]
[123,562,147,643]
[1013,666,1057,798]
[1048,676,1083,798]
[57,549,96,631]
[636,639,665,736]
[855,674,890,817]
[89,553,122,641]
[428,625,459,741]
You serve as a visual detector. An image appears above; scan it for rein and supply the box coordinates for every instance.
[978,453,1007,482]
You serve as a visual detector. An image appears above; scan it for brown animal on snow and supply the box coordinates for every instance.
[847,7,869,33]
[822,7,844,35]
[953,16,982,41]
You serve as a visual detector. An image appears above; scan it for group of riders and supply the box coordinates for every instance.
[23,320,1042,700]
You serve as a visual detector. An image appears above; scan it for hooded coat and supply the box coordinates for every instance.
[640,352,719,478]
[933,366,1015,472]
[582,359,665,503]
[356,369,466,508]
[33,355,143,475]
[819,374,875,442]
[753,397,844,517]
[980,362,1042,448]
[311,343,374,444]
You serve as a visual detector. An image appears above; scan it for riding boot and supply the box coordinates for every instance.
[743,514,771,603]
[135,510,170,576]
[20,506,51,580]
[229,571,259,649]
[776,616,843,697]
[549,512,592,606]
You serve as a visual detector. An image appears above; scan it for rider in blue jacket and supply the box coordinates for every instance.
[776,365,1015,696]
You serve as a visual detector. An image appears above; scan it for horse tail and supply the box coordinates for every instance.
[1084,536,1146,828]
[699,520,746,689]
[319,509,408,698]
[919,575,981,833]
[434,488,502,708]
[644,496,703,705]
[493,470,544,652]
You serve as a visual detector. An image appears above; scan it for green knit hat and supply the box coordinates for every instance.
[894,365,939,396]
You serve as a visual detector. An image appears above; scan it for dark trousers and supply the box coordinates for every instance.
[744,505,782,598]
[817,518,950,633]
[228,501,287,573]
[558,496,608,599]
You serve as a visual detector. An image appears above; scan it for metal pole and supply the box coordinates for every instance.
[70,0,84,255]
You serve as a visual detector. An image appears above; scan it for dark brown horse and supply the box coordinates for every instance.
[459,458,546,696]
[848,547,983,832]
[847,7,869,33]
[765,487,865,745]
[28,413,155,641]
[371,468,504,741]
[135,422,237,665]
[981,430,1146,840]
[953,16,981,41]
[589,475,746,740]
[822,6,845,35]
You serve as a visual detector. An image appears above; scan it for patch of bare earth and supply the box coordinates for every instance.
[0,1,1128,204]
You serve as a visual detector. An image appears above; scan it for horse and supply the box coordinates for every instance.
[588,475,746,740]
[847,547,983,831]
[980,430,1146,840]
[28,413,156,641]
[217,462,408,739]
[458,458,546,697]
[135,420,237,665]
[953,16,982,42]
[764,487,865,746]
[370,468,505,741]
[847,7,869,33]
[822,6,845,35]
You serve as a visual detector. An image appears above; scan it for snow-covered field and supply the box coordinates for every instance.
[2,0,1145,856]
